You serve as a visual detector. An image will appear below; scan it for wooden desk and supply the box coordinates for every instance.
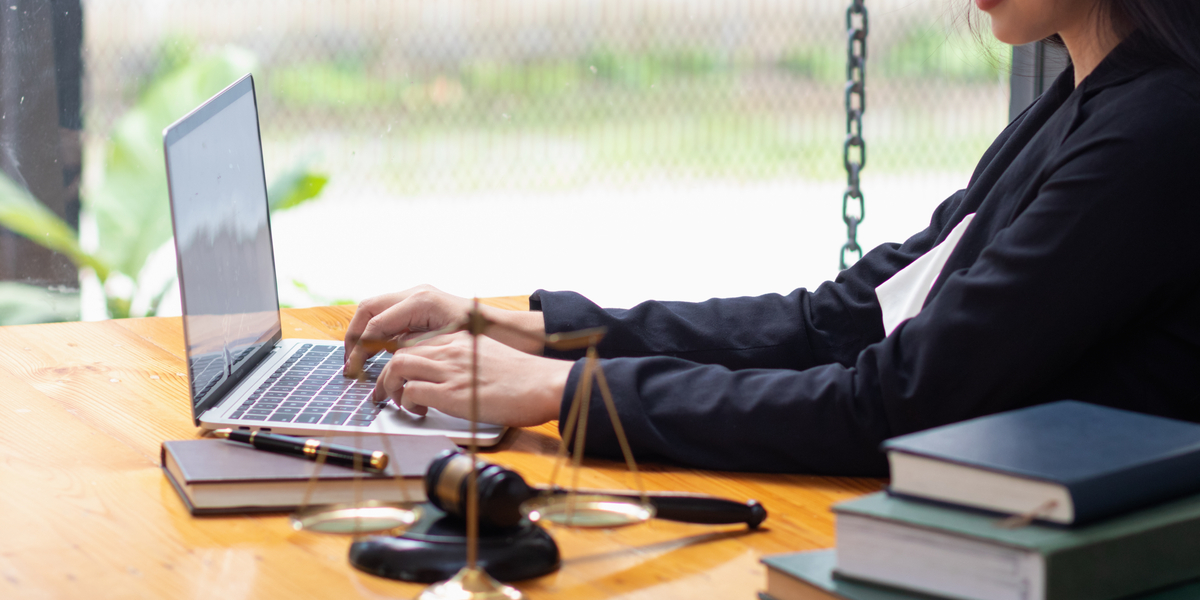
[0,302,882,599]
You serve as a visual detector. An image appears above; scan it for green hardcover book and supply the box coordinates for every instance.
[831,492,1200,600]
[759,549,1200,600]
[762,550,940,600]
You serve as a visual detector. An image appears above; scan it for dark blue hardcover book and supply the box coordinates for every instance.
[881,400,1200,525]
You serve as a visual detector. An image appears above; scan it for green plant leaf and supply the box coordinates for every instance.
[0,172,110,281]
[86,46,257,281]
[268,167,329,212]
[0,282,80,325]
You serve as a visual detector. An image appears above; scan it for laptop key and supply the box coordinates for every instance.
[321,412,351,425]
[293,413,322,424]
[268,413,295,422]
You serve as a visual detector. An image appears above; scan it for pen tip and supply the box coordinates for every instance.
[213,428,231,439]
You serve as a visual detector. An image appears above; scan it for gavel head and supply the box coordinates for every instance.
[424,450,537,530]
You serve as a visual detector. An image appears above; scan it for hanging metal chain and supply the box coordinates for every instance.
[840,0,868,270]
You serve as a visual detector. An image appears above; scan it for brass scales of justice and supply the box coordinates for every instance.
[286,299,659,600]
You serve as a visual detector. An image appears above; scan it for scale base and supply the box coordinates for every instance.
[349,504,560,583]
[418,566,525,600]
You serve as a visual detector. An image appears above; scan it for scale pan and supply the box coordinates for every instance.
[290,501,420,535]
[520,495,654,529]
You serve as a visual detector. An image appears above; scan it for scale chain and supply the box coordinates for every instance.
[841,0,868,270]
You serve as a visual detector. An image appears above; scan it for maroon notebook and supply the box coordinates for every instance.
[161,434,456,515]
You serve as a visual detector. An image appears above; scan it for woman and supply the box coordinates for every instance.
[343,0,1200,476]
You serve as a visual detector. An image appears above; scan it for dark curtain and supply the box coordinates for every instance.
[0,0,83,287]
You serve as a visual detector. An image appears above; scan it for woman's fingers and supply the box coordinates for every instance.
[344,292,404,357]
[347,292,435,375]
[373,347,455,405]
[398,381,434,416]
[364,329,569,429]
[347,302,410,375]
[345,286,468,377]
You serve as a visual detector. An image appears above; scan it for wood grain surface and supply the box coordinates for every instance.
[0,301,882,599]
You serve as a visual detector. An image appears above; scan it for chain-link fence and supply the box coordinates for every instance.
[0,0,1011,323]
[85,0,1008,195]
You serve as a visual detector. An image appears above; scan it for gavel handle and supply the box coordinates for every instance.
[535,486,767,529]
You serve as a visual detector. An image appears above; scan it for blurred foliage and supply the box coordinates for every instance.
[269,47,731,114]
[0,174,109,281]
[778,46,843,84]
[0,43,329,325]
[90,45,258,284]
[781,27,1009,84]
[880,26,1010,82]
[462,59,582,98]
[258,28,1006,193]
[0,282,80,326]
[268,30,1004,118]
[270,62,405,111]
[267,161,329,211]
[581,48,728,87]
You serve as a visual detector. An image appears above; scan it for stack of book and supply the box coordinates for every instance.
[760,401,1200,600]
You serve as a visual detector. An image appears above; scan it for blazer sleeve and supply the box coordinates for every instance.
[531,189,965,372]
[546,85,1200,476]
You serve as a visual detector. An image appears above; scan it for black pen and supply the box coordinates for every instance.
[212,429,389,473]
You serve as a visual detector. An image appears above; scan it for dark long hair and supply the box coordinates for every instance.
[1104,0,1200,75]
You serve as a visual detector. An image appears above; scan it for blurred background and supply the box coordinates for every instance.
[0,0,1012,325]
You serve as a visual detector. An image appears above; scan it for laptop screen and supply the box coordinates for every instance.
[164,75,283,423]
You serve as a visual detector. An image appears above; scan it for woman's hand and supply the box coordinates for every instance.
[374,331,573,428]
[343,285,546,378]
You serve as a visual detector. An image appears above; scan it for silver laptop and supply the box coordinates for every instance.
[163,74,504,446]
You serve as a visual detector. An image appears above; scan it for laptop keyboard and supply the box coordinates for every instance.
[191,346,257,401]
[228,344,390,427]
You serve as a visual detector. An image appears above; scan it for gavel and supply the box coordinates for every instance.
[424,450,768,530]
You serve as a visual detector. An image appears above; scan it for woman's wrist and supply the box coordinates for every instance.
[534,357,575,424]
[483,306,546,355]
